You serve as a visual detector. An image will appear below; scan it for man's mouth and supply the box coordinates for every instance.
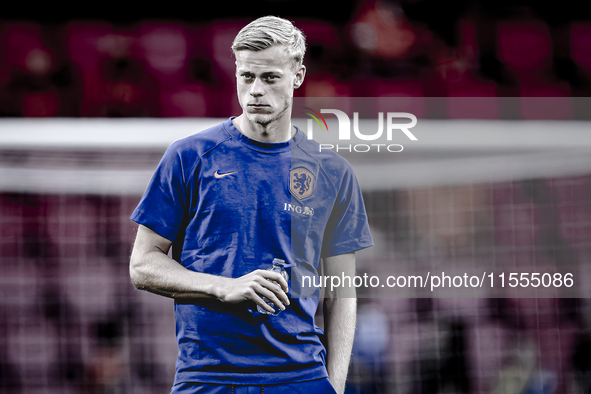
[248,104,271,111]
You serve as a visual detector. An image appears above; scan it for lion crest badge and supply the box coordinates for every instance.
[290,167,315,200]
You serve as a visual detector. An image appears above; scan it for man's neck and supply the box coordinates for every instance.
[233,115,295,144]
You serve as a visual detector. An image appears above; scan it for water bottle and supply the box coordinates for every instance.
[257,258,289,316]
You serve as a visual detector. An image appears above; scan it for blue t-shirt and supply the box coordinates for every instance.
[131,118,373,385]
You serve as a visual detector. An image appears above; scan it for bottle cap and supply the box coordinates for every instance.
[272,258,291,268]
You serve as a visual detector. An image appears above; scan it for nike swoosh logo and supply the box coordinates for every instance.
[214,170,237,179]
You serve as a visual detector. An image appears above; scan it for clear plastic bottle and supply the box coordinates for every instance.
[257,258,289,316]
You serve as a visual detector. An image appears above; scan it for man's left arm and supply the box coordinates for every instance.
[323,251,357,394]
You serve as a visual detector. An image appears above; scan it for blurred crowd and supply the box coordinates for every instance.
[1,0,591,119]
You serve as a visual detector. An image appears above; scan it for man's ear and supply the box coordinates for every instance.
[294,65,306,89]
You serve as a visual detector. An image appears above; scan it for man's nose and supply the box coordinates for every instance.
[249,78,265,96]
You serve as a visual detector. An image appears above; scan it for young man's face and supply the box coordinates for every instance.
[235,45,305,127]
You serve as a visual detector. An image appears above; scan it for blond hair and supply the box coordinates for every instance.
[232,16,306,69]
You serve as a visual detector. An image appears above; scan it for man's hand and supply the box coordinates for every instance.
[215,269,290,313]
[130,225,290,312]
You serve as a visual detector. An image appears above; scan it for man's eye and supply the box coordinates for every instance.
[266,75,277,80]
[242,74,254,79]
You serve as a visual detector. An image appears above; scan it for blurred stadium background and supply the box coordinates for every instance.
[1,0,591,393]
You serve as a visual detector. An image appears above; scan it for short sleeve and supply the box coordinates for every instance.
[130,141,195,242]
[321,165,374,258]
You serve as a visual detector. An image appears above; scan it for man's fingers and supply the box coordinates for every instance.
[223,270,290,311]
[257,270,289,293]
[258,279,290,306]
[250,291,277,313]
[253,284,286,311]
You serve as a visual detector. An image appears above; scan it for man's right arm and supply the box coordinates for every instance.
[129,224,289,312]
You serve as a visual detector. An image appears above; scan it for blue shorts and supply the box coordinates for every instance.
[170,377,337,394]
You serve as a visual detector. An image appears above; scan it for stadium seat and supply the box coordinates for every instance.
[290,19,343,76]
[1,22,47,73]
[207,20,250,83]
[66,22,115,114]
[571,23,591,71]
[497,20,552,81]
[138,22,190,89]
[22,91,61,117]
[159,82,211,117]
[66,22,115,70]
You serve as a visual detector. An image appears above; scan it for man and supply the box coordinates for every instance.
[129,16,373,394]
